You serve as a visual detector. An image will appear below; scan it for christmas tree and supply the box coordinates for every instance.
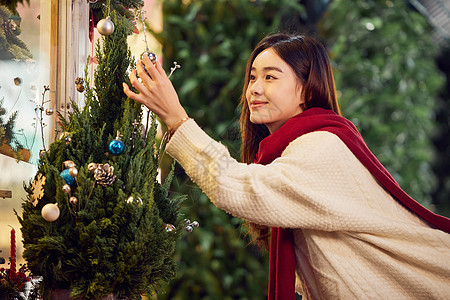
[0,4,33,60]
[0,96,30,161]
[0,97,22,149]
[17,13,183,300]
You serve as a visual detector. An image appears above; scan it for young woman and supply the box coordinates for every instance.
[123,33,450,299]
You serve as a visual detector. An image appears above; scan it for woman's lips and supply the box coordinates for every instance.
[250,100,268,109]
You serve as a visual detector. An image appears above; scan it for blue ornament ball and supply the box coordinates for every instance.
[108,139,124,155]
[60,169,76,186]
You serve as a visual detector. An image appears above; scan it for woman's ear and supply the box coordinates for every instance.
[297,84,305,109]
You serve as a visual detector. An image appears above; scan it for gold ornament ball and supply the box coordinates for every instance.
[45,108,54,116]
[69,167,78,177]
[39,150,47,159]
[62,184,71,194]
[13,77,22,86]
[76,84,85,93]
[97,17,114,36]
[59,132,70,140]
[63,160,76,169]
[88,162,98,172]
[41,203,60,222]
[69,196,78,205]
[74,77,84,85]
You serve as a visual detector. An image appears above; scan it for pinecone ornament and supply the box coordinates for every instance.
[88,163,117,187]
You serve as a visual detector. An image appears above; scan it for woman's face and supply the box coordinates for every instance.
[246,47,304,134]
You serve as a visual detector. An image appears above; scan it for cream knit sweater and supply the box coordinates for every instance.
[166,119,450,299]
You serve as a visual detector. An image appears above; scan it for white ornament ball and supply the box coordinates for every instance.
[97,17,114,36]
[41,203,60,222]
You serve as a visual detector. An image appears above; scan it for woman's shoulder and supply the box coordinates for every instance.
[283,131,347,156]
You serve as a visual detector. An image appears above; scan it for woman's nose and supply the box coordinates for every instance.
[249,80,263,95]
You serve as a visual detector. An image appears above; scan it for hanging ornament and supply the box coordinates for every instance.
[59,132,72,144]
[97,16,114,36]
[45,108,54,116]
[69,196,78,205]
[184,219,200,232]
[60,169,76,186]
[126,195,143,205]
[31,173,46,207]
[62,184,71,194]
[88,163,117,187]
[97,1,114,36]
[87,162,97,172]
[13,77,22,86]
[39,150,47,159]
[75,77,85,93]
[68,167,78,178]
[165,224,176,232]
[41,203,60,222]
[63,160,76,169]
[145,51,157,64]
[108,131,125,156]
[76,84,85,93]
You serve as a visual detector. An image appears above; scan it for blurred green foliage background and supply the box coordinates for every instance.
[151,0,450,298]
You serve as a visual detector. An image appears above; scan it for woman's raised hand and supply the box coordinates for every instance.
[123,54,188,129]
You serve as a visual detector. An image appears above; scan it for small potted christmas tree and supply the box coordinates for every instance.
[0,98,31,162]
[17,12,184,300]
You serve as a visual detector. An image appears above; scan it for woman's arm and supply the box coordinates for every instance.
[166,119,385,231]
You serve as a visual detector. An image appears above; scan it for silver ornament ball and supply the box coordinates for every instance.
[147,52,157,63]
[97,17,114,36]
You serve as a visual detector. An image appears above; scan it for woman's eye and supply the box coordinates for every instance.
[249,75,256,81]
[265,75,275,80]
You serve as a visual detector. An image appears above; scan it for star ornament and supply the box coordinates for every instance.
[31,173,46,206]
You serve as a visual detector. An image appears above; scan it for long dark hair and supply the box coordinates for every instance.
[239,33,341,249]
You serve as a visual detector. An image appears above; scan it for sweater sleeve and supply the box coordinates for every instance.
[166,119,403,231]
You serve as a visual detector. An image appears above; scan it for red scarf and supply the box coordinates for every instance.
[254,107,450,300]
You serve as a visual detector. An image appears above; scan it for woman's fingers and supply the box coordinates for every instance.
[129,69,148,93]
[135,61,153,86]
[141,55,161,80]
[154,59,167,77]
[124,69,150,105]
[124,60,186,123]
[123,82,143,103]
